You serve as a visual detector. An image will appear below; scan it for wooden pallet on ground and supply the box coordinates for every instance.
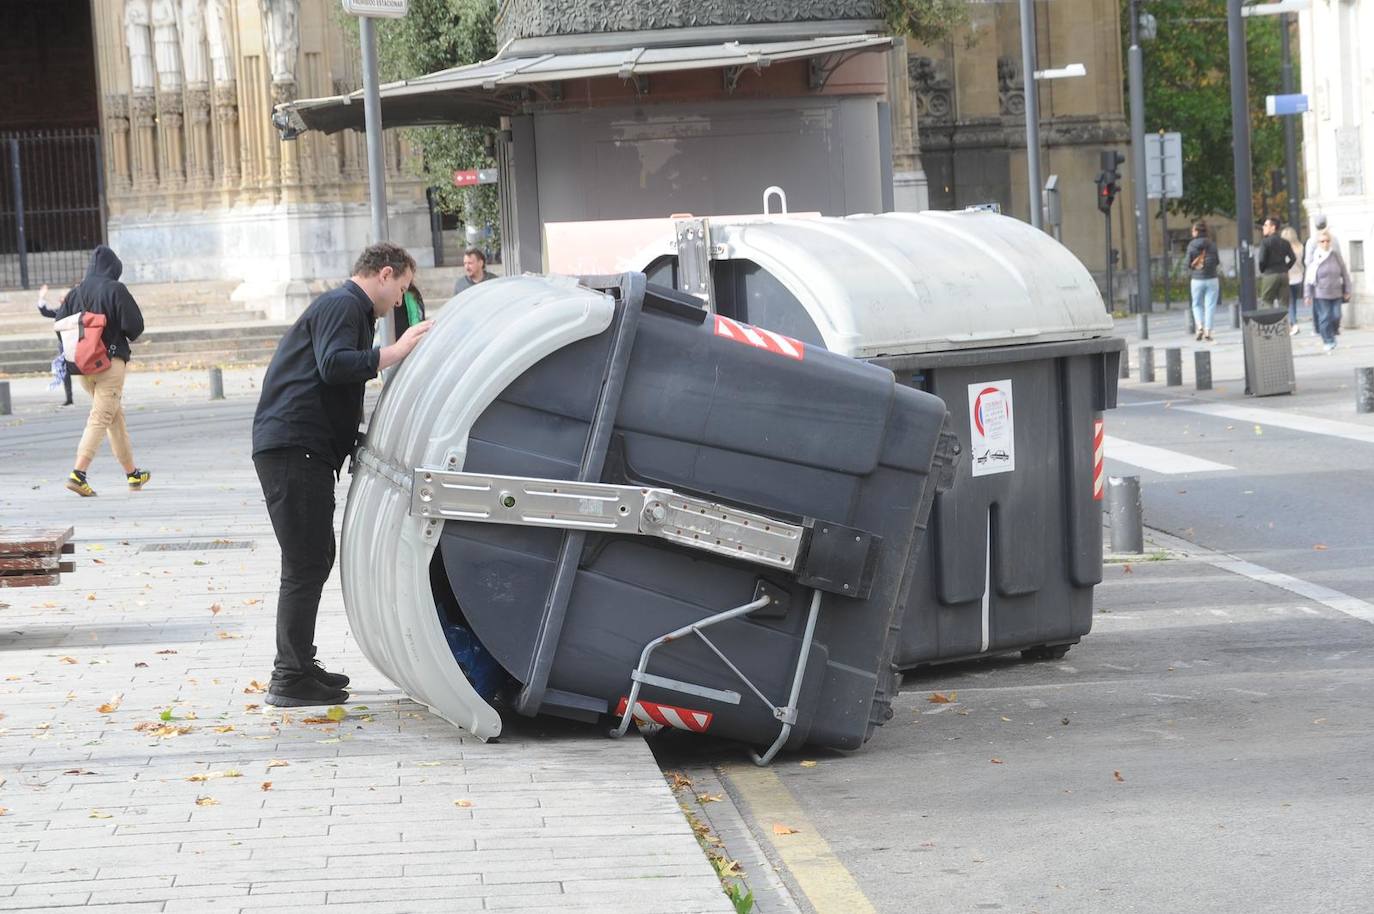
[0,526,76,587]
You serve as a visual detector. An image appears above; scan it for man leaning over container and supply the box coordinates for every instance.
[252,243,433,707]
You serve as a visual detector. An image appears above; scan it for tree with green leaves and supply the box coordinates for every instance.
[1128,0,1292,222]
[347,0,499,234]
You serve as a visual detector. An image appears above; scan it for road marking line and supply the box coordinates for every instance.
[1103,436,1234,474]
[723,763,877,914]
[1143,528,1374,626]
[1174,402,1374,445]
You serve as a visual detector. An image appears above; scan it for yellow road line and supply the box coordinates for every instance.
[723,762,878,914]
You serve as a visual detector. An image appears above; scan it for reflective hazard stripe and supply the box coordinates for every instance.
[616,697,714,733]
[713,316,805,361]
[1093,418,1106,501]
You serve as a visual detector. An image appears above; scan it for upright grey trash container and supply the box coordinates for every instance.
[1242,308,1297,397]
[551,210,1124,670]
[342,273,957,759]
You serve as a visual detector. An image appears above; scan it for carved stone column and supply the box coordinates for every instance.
[157,90,186,186]
[130,93,159,191]
[185,87,213,188]
[213,83,240,188]
[334,78,362,183]
[273,81,301,188]
[104,94,133,194]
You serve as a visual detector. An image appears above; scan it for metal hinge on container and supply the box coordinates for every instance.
[408,468,879,596]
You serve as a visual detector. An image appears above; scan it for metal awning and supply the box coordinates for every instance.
[275,34,893,135]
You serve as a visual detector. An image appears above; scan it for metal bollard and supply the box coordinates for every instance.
[1138,345,1155,382]
[1187,306,1196,337]
[1357,367,1374,414]
[1138,312,1150,340]
[1232,301,1241,329]
[1165,348,1183,386]
[1107,475,1144,554]
[0,380,10,416]
[1118,346,1130,380]
[208,367,224,401]
[1195,350,1213,390]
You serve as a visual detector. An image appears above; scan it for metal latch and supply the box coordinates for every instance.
[410,468,805,572]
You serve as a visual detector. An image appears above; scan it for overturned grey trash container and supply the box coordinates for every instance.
[342,273,957,761]
[554,210,1124,669]
[1242,308,1296,397]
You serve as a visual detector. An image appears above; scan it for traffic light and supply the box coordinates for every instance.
[1096,150,1125,214]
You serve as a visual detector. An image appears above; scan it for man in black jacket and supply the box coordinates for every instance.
[252,242,432,707]
[1258,216,1298,309]
[56,245,151,497]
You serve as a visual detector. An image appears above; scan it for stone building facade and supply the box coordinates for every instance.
[1300,0,1372,325]
[90,0,431,317]
[907,0,1135,277]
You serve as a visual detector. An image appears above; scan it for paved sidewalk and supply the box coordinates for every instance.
[0,378,731,913]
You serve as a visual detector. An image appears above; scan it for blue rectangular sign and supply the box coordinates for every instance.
[1266,94,1309,116]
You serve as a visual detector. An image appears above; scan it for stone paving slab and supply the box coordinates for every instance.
[0,381,731,913]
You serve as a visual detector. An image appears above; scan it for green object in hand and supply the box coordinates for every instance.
[403,290,423,327]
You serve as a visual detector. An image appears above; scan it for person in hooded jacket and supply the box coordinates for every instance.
[54,245,150,497]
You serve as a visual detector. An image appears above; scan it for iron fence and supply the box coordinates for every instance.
[0,128,104,290]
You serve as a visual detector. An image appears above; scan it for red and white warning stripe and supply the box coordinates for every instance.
[713,315,805,361]
[1093,417,1106,501]
[616,697,714,734]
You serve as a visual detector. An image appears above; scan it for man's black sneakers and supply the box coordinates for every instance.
[265,676,348,708]
[312,659,350,690]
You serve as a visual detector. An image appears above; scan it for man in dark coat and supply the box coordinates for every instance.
[55,245,150,497]
[1258,216,1298,309]
[252,242,433,707]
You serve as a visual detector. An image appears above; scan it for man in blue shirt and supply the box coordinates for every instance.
[252,243,432,707]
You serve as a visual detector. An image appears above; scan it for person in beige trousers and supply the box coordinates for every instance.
[54,246,151,497]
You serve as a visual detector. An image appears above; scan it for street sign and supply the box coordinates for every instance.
[453,168,499,187]
[341,0,408,18]
[1266,94,1309,116]
[1145,132,1183,200]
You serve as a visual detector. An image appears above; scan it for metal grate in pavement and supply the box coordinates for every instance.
[139,540,255,552]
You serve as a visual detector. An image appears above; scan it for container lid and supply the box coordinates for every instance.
[545,211,1114,359]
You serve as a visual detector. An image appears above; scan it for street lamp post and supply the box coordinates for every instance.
[1018,0,1043,230]
[1227,0,1257,316]
[1279,14,1301,231]
[1128,0,1152,317]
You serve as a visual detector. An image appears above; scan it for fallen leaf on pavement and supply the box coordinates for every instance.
[699,794,723,803]
[0,807,7,816]
[92,558,106,565]
[266,759,289,769]
[215,631,239,640]
[453,799,474,808]
[1313,544,1328,551]
[96,694,123,714]
[134,662,149,668]
[89,810,112,819]
[799,760,818,769]
[716,858,743,877]
[927,692,956,704]
[243,681,266,694]
[260,782,272,791]
[990,758,1004,765]
[193,560,208,566]
[156,649,177,655]
[194,796,219,807]
[667,772,694,791]
[210,603,222,616]
[417,761,442,768]
[86,594,96,601]
[325,706,347,722]
[212,725,235,733]
[59,656,79,665]
[244,704,260,712]
[242,598,261,606]
[1122,564,1134,574]
[1000,716,1012,722]
[186,770,241,782]
[772,824,799,836]
[300,716,338,725]
[1113,770,1125,783]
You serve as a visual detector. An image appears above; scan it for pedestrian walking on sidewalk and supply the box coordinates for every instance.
[1305,229,1352,353]
[54,245,151,497]
[1304,215,1342,336]
[1258,216,1297,310]
[1281,225,1304,335]
[252,242,433,708]
[1186,221,1220,342]
[36,284,74,406]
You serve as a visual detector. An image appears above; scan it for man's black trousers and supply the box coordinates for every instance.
[254,448,336,685]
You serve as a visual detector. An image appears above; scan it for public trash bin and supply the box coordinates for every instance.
[1241,308,1296,397]
[342,272,957,761]
[547,210,1124,669]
